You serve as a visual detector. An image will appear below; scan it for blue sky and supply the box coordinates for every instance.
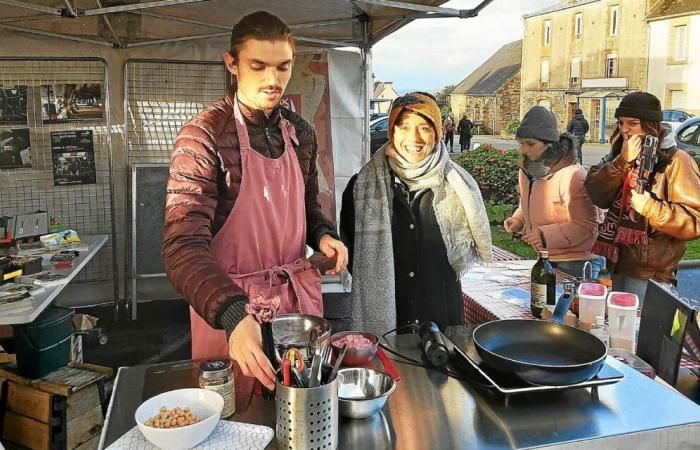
[371,0,557,94]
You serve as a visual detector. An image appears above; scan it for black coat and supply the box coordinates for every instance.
[566,114,589,137]
[458,118,473,145]
[340,172,464,331]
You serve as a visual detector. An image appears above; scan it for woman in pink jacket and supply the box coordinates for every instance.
[504,106,599,277]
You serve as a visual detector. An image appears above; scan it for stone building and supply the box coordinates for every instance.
[521,0,658,143]
[449,40,522,135]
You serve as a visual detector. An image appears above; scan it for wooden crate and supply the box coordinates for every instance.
[0,361,111,450]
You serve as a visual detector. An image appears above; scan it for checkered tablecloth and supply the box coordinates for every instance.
[463,247,700,372]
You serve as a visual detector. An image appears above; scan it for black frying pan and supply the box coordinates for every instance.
[473,295,607,386]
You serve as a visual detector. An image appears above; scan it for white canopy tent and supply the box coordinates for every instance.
[0,0,493,313]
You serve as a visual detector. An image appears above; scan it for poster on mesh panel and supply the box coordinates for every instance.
[0,128,31,169]
[41,84,104,123]
[0,85,28,125]
[51,130,96,185]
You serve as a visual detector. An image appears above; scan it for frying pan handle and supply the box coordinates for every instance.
[551,293,574,324]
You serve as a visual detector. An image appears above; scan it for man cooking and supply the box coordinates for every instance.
[162,11,348,391]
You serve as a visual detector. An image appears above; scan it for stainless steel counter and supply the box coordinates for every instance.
[99,333,700,449]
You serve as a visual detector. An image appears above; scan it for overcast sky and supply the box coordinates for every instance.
[371,0,557,94]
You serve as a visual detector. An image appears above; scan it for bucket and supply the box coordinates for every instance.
[13,306,74,378]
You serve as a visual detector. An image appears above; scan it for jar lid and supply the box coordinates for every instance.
[200,359,232,379]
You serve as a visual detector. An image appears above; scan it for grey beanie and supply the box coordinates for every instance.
[516,106,560,142]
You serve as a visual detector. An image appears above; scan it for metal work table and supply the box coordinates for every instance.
[100,333,700,449]
[0,234,108,325]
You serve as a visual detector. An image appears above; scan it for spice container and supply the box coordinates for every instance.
[199,359,235,418]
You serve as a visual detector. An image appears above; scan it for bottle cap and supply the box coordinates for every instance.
[539,250,549,258]
[200,358,232,379]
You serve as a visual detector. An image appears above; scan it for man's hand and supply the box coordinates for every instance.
[522,229,545,252]
[621,134,643,164]
[229,315,276,390]
[630,190,651,215]
[504,217,523,235]
[319,234,348,275]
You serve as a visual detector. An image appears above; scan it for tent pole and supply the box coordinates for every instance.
[361,15,372,165]
[95,0,123,47]
[0,23,114,46]
[82,0,210,16]
[0,0,61,15]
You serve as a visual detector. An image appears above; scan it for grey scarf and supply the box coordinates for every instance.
[350,141,493,335]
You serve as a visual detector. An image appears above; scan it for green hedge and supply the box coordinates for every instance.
[453,144,519,206]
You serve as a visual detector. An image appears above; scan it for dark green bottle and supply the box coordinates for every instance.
[530,250,556,318]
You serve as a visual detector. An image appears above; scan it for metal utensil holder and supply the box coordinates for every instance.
[275,377,338,450]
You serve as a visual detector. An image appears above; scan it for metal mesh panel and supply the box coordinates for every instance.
[0,58,113,283]
[125,61,226,165]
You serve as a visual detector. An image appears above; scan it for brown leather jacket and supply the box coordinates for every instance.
[584,149,700,283]
[162,89,336,328]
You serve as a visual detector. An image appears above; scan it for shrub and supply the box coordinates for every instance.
[506,120,520,135]
[453,144,519,206]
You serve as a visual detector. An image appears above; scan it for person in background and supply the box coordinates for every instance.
[504,106,599,277]
[340,92,492,335]
[584,91,700,304]
[458,112,474,152]
[162,11,347,390]
[566,108,589,164]
[443,114,455,152]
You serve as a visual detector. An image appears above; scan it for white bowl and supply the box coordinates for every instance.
[134,388,224,450]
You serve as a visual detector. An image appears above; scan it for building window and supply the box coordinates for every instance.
[571,56,581,84]
[606,54,617,78]
[610,5,619,36]
[544,19,551,46]
[575,13,583,38]
[674,25,687,61]
[541,59,550,84]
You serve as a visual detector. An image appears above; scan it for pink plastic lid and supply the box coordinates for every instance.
[609,292,638,307]
[579,283,606,297]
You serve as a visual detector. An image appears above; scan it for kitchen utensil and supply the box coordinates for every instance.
[308,328,319,357]
[473,318,607,385]
[273,314,331,362]
[337,368,396,419]
[134,388,223,450]
[308,355,322,388]
[472,289,607,386]
[330,331,378,366]
[328,344,348,383]
[282,359,291,387]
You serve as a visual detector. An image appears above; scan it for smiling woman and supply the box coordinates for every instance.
[340,92,493,335]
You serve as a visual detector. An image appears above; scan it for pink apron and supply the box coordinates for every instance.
[190,97,323,360]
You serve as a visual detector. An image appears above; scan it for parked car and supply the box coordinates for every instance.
[662,109,694,132]
[674,117,700,170]
[370,116,389,155]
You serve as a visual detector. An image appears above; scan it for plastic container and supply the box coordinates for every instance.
[13,306,74,378]
[578,282,608,331]
[607,292,639,353]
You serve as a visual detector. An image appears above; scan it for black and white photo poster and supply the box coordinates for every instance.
[0,85,28,125]
[51,130,97,185]
[0,128,31,169]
